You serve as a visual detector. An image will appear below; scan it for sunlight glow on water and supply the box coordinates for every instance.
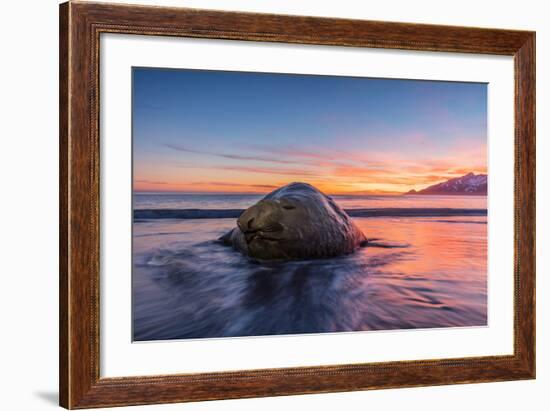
[133,215,487,341]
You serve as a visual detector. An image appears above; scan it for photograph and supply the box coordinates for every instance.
[1,0,542,409]
[132,67,488,342]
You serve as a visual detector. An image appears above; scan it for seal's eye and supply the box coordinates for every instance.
[282,204,296,210]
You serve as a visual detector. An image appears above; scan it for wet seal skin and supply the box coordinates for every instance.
[220,182,367,261]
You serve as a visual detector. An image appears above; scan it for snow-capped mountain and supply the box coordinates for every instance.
[407,172,487,195]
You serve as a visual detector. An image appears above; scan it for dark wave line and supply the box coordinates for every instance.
[133,208,487,220]
[424,219,487,224]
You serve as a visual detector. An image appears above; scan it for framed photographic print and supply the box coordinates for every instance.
[59,1,535,409]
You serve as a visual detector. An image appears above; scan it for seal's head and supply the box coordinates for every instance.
[225,182,366,260]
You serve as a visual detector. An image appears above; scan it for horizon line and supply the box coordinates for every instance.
[133,172,488,196]
[133,190,417,196]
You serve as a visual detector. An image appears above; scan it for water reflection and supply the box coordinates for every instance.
[133,217,487,341]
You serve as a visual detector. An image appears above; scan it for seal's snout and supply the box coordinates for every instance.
[237,200,283,243]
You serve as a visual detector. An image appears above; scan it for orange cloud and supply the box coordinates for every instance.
[137,141,487,195]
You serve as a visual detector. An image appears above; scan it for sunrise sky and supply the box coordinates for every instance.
[133,67,487,195]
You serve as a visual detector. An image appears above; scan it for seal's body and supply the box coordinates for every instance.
[220,182,367,260]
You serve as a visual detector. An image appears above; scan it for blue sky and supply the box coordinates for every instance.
[132,67,487,194]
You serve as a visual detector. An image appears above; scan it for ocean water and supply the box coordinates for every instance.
[133,193,487,210]
[132,194,487,341]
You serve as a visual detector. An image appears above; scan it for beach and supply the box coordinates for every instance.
[132,193,487,341]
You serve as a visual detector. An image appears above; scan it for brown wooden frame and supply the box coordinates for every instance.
[59,1,535,408]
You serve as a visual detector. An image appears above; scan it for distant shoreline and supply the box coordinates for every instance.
[134,208,487,220]
[134,192,488,197]
[402,192,487,196]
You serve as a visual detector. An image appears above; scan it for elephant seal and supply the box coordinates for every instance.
[220,182,367,261]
